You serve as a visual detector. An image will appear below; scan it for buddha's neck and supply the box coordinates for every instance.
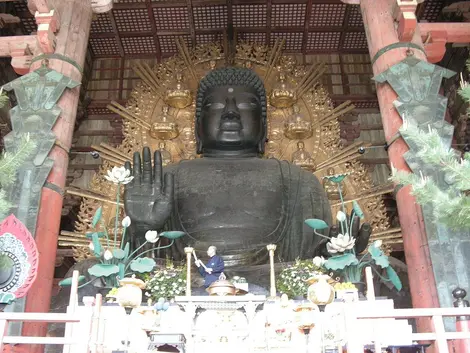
[202,148,260,158]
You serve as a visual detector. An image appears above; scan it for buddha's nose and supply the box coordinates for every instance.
[222,97,240,118]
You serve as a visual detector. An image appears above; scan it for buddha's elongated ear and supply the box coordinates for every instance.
[195,117,203,154]
[257,112,267,155]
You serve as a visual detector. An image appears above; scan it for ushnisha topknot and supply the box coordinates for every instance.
[195,67,268,154]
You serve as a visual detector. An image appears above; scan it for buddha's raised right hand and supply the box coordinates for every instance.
[124,147,174,234]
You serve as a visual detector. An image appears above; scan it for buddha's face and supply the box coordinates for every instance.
[198,85,264,152]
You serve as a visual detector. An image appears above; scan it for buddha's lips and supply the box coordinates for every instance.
[219,120,242,131]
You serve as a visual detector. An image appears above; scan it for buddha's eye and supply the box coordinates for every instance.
[237,102,258,109]
[204,102,225,109]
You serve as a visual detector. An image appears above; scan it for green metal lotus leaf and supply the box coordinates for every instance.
[305,219,329,230]
[324,253,358,270]
[91,233,102,257]
[322,173,349,184]
[368,244,390,268]
[0,293,16,305]
[88,264,119,277]
[112,249,126,260]
[85,232,106,239]
[58,275,86,287]
[386,266,403,291]
[92,206,102,227]
[352,201,364,219]
[160,231,185,240]
[129,257,156,273]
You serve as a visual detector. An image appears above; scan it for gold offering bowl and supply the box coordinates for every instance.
[206,280,237,296]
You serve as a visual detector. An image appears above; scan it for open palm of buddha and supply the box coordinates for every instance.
[124,68,335,267]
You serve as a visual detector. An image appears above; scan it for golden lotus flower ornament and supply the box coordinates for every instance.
[164,72,192,109]
[269,72,296,108]
[150,106,180,140]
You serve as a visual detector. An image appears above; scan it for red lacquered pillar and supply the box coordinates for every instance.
[359,0,440,336]
[21,1,92,352]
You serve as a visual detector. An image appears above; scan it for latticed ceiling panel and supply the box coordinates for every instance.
[272,3,307,28]
[418,0,446,21]
[153,7,190,30]
[347,5,364,27]
[113,8,153,32]
[193,5,228,29]
[271,32,304,51]
[343,32,368,50]
[21,17,37,35]
[196,33,222,45]
[238,32,267,44]
[10,0,448,59]
[90,13,114,34]
[159,35,192,54]
[233,4,267,27]
[89,37,121,56]
[309,3,347,28]
[307,32,341,51]
[121,37,157,55]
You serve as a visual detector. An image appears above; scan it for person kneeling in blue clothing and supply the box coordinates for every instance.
[195,246,225,288]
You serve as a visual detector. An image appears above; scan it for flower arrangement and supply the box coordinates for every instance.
[277,259,325,298]
[145,261,186,301]
[305,173,402,291]
[59,166,185,289]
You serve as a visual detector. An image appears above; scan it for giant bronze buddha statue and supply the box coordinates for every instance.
[124,67,369,266]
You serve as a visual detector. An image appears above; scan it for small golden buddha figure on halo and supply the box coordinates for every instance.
[284,105,313,140]
[265,140,280,159]
[322,167,347,200]
[150,106,179,140]
[157,141,172,166]
[292,141,316,172]
[164,72,192,109]
[269,72,296,108]
[181,127,197,159]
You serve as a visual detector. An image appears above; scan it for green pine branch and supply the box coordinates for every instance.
[0,134,37,188]
[0,189,11,220]
[0,134,37,218]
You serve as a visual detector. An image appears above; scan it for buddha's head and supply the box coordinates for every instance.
[195,67,267,156]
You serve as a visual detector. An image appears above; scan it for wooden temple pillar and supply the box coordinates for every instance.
[21,0,92,350]
[357,0,440,335]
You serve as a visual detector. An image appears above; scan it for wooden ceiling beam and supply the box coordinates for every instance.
[108,9,124,57]
[266,0,272,46]
[186,0,197,46]
[146,0,162,61]
[302,0,313,55]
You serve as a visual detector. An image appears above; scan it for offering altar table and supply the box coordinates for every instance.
[70,295,415,353]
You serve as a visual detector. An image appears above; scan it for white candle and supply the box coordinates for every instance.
[365,267,375,301]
